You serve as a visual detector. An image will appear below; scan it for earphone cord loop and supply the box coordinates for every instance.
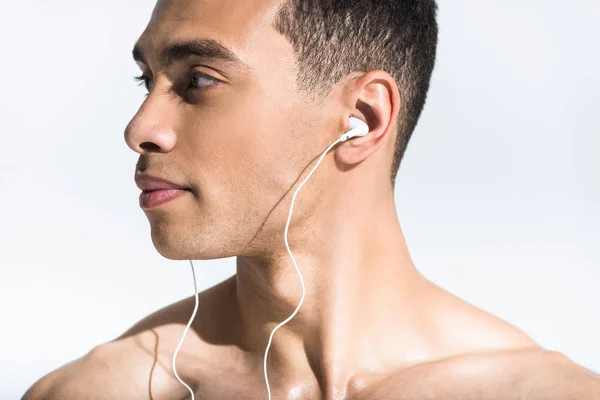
[263,136,344,400]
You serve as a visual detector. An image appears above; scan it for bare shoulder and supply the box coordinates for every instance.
[357,282,600,399]
[22,341,181,400]
[427,281,543,353]
[521,350,600,397]
[445,348,600,399]
[22,278,232,400]
[358,348,600,400]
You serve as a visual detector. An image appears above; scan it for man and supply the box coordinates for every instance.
[24,0,600,399]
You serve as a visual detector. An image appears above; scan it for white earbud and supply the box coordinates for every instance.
[339,116,369,141]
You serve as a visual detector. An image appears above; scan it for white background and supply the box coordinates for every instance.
[0,1,598,398]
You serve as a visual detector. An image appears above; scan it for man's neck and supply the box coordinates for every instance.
[225,190,437,394]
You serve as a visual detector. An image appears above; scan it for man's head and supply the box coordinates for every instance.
[125,0,438,260]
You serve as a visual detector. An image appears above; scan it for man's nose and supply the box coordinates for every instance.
[124,98,177,154]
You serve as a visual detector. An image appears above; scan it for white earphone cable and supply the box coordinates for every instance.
[263,136,344,400]
[172,259,200,400]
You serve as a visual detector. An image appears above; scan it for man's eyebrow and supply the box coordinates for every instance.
[132,38,250,71]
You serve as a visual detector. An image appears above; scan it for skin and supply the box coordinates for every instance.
[23,0,600,399]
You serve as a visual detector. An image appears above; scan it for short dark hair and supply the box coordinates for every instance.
[271,0,438,186]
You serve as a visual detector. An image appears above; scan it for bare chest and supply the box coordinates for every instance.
[174,354,568,400]
[176,369,543,400]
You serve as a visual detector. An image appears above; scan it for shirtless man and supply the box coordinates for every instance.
[23,0,600,399]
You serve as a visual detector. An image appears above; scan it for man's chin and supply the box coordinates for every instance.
[149,228,225,261]
[146,221,186,258]
[154,245,190,260]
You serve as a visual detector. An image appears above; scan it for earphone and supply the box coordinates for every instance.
[341,116,369,141]
[172,116,369,400]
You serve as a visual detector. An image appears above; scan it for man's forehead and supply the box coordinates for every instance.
[150,0,203,22]
[137,0,287,68]
[150,0,283,25]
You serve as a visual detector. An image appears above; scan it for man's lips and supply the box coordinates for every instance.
[134,173,190,192]
[139,188,189,208]
[135,173,192,208]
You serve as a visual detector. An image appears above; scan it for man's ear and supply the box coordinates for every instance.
[335,70,401,168]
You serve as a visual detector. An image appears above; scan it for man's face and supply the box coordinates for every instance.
[125,0,330,260]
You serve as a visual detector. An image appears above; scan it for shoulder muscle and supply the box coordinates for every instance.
[22,341,186,400]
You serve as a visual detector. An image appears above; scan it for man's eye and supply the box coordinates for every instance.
[188,71,218,90]
[133,71,218,96]
[133,75,153,95]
